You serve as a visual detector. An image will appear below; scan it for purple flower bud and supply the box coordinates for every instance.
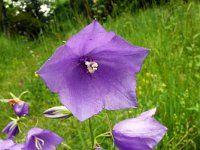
[112,108,167,150]
[9,98,29,117]
[24,128,63,150]
[2,121,19,139]
[0,139,15,150]
[13,102,29,117]
[43,106,72,119]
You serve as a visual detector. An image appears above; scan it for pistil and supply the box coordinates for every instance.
[34,136,44,150]
[85,61,98,73]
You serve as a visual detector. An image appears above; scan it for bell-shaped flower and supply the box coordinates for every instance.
[9,98,29,117]
[0,139,15,150]
[2,121,19,139]
[43,106,72,119]
[37,20,149,122]
[112,108,167,150]
[24,128,63,150]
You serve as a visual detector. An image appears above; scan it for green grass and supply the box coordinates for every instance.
[0,1,200,149]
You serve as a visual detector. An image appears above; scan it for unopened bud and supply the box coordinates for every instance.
[43,106,72,119]
[9,98,29,117]
[2,120,19,139]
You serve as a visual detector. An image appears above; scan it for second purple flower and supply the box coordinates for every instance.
[112,108,167,150]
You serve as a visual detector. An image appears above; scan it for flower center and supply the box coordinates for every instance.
[34,136,44,150]
[85,61,98,73]
[79,57,98,74]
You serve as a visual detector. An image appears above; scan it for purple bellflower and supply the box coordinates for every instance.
[9,98,29,117]
[112,108,167,150]
[24,128,63,150]
[37,20,149,121]
[2,121,19,139]
[0,139,15,150]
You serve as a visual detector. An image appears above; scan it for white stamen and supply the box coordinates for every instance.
[85,61,98,73]
[35,136,44,150]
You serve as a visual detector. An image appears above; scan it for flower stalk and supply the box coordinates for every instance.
[89,118,94,149]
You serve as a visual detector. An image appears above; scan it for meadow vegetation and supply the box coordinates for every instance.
[0,0,200,149]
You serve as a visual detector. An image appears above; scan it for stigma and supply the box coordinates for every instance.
[34,136,44,150]
[85,61,98,73]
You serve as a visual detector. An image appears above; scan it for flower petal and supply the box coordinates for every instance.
[42,143,56,150]
[37,45,77,92]
[140,108,157,117]
[97,62,138,109]
[0,139,15,150]
[2,121,13,133]
[90,34,149,74]
[10,143,25,150]
[37,129,63,146]
[103,75,138,110]
[66,20,115,55]
[58,66,105,121]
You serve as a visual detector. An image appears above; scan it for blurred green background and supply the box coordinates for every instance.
[0,0,200,149]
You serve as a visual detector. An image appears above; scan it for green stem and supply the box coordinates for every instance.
[105,111,115,149]
[89,118,94,149]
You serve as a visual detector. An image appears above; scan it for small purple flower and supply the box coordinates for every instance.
[9,98,29,117]
[0,139,15,150]
[37,20,149,121]
[112,108,167,150]
[2,121,19,139]
[24,128,63,150]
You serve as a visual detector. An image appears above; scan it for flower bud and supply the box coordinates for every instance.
[9,98,29,117]
[2,121,19,139]
[43,106,72,119]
